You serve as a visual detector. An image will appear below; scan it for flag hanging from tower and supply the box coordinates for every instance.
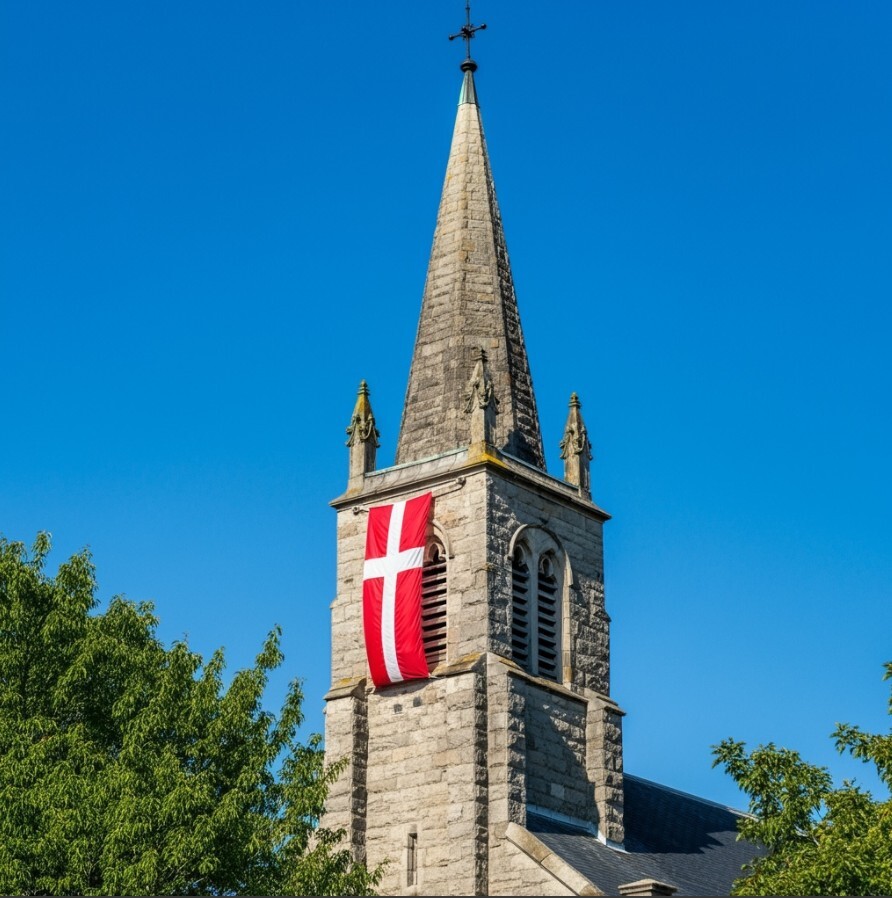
[362,492,432,688]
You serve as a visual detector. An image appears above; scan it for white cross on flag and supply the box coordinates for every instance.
[362,492,432,688]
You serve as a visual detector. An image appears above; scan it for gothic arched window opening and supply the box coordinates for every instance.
[421,540,448,668]
[511,545,531,668]
[510,535,563,683]
[536,553,559,680]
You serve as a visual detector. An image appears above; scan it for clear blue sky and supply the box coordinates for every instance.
[3,1,891,809]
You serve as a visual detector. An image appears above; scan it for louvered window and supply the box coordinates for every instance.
[510,538,562,683]
[536,554,559,680]
[511,546,531,667]
[421,540,448,668]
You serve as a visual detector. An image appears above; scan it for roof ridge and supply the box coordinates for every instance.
[625,773,750,817]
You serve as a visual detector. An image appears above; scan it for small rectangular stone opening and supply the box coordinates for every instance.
[406,830,418,887]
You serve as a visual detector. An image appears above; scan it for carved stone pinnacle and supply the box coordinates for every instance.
[560,391,593,497]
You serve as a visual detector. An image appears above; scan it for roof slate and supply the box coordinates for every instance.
[527,775,763,896]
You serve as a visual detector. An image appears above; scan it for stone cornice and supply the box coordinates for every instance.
[494,655,625,716]
[324,654,624,716]
[331,445,610,522]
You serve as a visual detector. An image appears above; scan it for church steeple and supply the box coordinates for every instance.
[327,22,626,894]
[395,57,545,468]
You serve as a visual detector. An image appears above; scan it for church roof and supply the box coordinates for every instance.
[528,775,762,896]
[395,62,546,469]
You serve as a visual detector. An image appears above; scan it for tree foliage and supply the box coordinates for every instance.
[0,534,381,896]
[713,663,892,896]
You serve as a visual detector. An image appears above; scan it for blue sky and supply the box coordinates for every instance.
[3,1,891,809]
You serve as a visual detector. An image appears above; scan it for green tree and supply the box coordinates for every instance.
[0,534,381,896]
[713,663,892,896]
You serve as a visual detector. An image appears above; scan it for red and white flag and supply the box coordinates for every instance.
[362,492,432,688]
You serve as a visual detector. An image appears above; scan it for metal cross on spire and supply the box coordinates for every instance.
[448,1,487,61]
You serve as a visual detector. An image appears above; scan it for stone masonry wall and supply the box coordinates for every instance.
[483,468,624,843]
[328,461,492,896]
[330,466,489,686]
[586,697,625,845]
[323,685,368,861]
[327,455,624,891]
[363,667,487,896]
[486,473,611,695]
[485,654,527,833]
[488,836,576,897]
[524,682,594,826]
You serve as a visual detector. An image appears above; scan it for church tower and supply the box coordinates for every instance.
[324,35,625,897]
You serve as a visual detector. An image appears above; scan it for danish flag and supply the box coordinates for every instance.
[362,492,432,688]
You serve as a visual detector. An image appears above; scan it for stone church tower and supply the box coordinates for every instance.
[324,53,625,897]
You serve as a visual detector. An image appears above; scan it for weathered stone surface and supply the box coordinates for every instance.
[485,471,611,695]
[487,822,602,896]
[560,393,593,499]
[325,447,626,893]
[396,70,545,469]
[524,683,593,825]
[324,65,626,897]
[345,380,379,492]
[618,879,679,897]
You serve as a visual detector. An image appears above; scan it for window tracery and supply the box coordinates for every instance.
[509,531,564,682]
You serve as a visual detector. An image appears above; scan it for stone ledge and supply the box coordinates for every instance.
[330,450,471,509]
[430,652,485,678]
[504,822,603,896]
[325,657,485,703]
[618,878,678,897]
[495,656,624,715]
[324,677,367,701]
[330,442,610,522]
[498,450,610,521]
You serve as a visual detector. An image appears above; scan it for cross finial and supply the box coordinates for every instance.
[449,1,487,67]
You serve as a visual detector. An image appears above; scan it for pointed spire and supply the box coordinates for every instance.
[560,393,593,497]
[465,347,498,446]
[396,65,545,468]
[346,380,379,489]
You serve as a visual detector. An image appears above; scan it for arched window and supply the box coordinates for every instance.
[536,553,559,680]
[421,540,447,668]
[511,545,531,668]
[510,532,563,682]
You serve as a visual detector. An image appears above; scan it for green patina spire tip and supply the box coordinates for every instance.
[459,60,479,106]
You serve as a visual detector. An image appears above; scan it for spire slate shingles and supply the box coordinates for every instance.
[395,67,546,468]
